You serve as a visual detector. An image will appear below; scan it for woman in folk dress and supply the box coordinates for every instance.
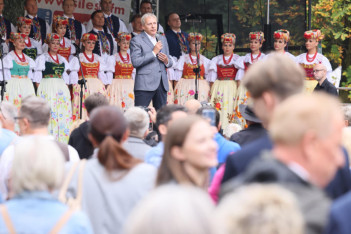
[70,33,108,120]
[173,33,210,105]
[268,29,296,63]
[295,29,332,93]
[235,31,266,128]
[107,32,135,110]
[34,33,72,142]
[2,33,35,108]
[208,33,243,130]
[16,17,42,61]
[43,15,76,62]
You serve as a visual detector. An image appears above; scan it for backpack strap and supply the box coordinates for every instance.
[58,159,87,209]
[0,205,16,234]
[49,208,76,234]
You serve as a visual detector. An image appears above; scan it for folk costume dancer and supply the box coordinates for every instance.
[70,33,108,120]
[173,33,210,105]
[208,33,243,130]
[296,29,332,93]
[34,33,72,142]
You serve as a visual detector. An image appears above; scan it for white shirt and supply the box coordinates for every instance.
[0,135,79,200]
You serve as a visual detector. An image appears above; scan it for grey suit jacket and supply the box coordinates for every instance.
[130,31,173,92]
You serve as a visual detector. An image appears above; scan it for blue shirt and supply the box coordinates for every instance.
[145,142,164,168]
[0,129,17,156]
[0,191,93,234]
[215,133,241,164]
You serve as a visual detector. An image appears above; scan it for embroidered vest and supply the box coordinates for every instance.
[114,61,133,79]
[58,47,71,62]
[42,62,65,79]
[23,48,38,60]
[10,60,30,79]
[78,62,99,79]
[300,63,316,81]
[217,65,237,80]
[182,63,205,79]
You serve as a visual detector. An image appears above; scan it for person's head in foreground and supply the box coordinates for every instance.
[10,136,65,198]
[156,115,217,188]
[88,106,141,174]
[17,96,50,136]
[125,184,217,234]
[270,92,345,188]
[215,184,304,234]
[243,53,304,127]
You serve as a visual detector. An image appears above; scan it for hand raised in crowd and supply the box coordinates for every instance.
[153,41,163,55]
[147,106,157,123]
[157,52,169,65]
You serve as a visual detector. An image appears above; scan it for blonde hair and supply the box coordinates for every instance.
[125,185,216,234]
[270,93,342,145]
[215,184,304,234]
[11,136,65,196]
[243,53,304,100]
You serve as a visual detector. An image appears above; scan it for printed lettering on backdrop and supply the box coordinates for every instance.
[36,0,132,26]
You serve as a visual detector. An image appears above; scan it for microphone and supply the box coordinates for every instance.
[73,43,80,56]
[155,33,160,42]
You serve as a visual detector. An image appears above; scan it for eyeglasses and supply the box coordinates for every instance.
[313,69,324,73]
[14,116,25,122]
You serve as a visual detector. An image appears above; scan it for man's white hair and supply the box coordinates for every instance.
[124,107,150,138]
[0,102,17,124]
[141,13,157,26]
[10,136,65,197]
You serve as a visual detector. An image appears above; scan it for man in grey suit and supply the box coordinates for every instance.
[130,13,173,110]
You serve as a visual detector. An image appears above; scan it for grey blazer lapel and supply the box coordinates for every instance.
[141,32,155,50]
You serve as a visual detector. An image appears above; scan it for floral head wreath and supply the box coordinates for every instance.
[221,33,236,44]
[249,31,265,43]
[274,29,290,42]
[81,33,98,42]
[16,17,32,28]
[116,32,132,43]
[53,15,68,29]
[187,32,203,42]
[10,32,26,43]
[304,29,324,41]
[45,33,60,44]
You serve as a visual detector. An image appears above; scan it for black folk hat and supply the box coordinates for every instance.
[239,104,261,123]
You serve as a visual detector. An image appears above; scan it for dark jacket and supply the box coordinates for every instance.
[326,191,351,234]
[89,29,114,56]
[222,134,351,200]
[230,123,267,147]
[165,29,189,59]
[221,152,331,234]
[68,121,94,159]
[104,14,120,38]
[64,18,83,40]
[26,15,46,44]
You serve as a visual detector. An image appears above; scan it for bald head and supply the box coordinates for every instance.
[313,64,327,83]
[184,99,202,114]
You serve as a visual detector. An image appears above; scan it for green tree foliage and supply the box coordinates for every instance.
[312,0,351,90]
[3,0,25,26]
